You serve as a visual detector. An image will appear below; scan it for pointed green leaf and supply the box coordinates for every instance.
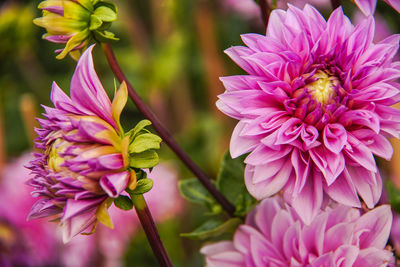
[181,218,242,240]
[217,151,257,216]
[93,30,119,42]
[93,6,117,22]
[178,178,216,206]
[89,14,102,30]
[129,150,159,168]
[129,133,162,153]
[130,178,153,195]
[114,195,133,210]
[129,120,152,140]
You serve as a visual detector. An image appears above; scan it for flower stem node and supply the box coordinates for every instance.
[34,0,118,60]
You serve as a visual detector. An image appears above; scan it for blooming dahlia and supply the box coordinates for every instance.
[201,196,394,266]
[218,5,400,223]
[27,45,161,242]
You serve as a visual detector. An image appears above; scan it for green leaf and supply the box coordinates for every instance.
[129,133,162,153]
[387,180,400,214]
[89,14,102,30]
[93,30,119,42]
[129,150,159,168]
[217,151,257,216]
[93,6,117,22]
[178,178,216,206]
[114,195,133,210]
[75,0,94,12]
[131,178,153,195]
[129,120,152,140]
[181,218,242,240]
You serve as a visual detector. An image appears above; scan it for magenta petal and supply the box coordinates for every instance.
[70,45,116,128]
[50,82,81,114]
[245,160,293,200]
[344,134,377,172]
[89,153,124,171]
[61,209,97,243]
[309,146,344,185]
[275,118,303,145]
[100,171,130,198]
[324,169,361,208]
[291,149,310,196]
[351,129,393,160]
[354,205,392,249]
[332,245,359,267]
[230,121,260,158]
[200,241,245,266]
[310,253,335,267]
[347,166,381,209]
[27,199,61,220]
[291,170,323,225]
[44,34,70,43]
[323,123,347,154]
[353,0,377,16]
[62,198,105,221]
[353,247,394,266]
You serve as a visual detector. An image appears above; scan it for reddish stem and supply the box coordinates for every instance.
[258,0,271,29]
[132,194,173,267]
[331,0,341,9]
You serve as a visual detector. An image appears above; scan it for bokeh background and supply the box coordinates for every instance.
[1,0,400,266]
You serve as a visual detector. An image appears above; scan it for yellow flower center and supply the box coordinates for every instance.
[308,71,337,104]
[47,139,66,172]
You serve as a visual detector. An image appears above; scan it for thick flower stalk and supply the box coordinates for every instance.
[217,4,400,223]
[201,196,394,266]
[33,0,118,60]
[27,45,162,242]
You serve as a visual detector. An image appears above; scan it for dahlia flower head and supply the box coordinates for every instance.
[201,196,394,266]
[33,0,118,60]
[218,4,400,224]
[27,45,162,242]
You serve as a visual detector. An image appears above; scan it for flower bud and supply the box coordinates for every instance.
[33,0,118,60]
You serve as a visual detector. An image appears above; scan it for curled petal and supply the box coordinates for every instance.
[100,171,130,198]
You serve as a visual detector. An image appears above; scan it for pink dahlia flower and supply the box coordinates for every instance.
[218,4,400,223]
[27,45,161,242]
[201,196,394,266]
[352,0,400,16]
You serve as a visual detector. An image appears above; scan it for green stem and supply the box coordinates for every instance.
[132,194,173,267]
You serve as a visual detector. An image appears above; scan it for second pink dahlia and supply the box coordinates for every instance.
[201,197,394,266]
[218,5,400,223]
